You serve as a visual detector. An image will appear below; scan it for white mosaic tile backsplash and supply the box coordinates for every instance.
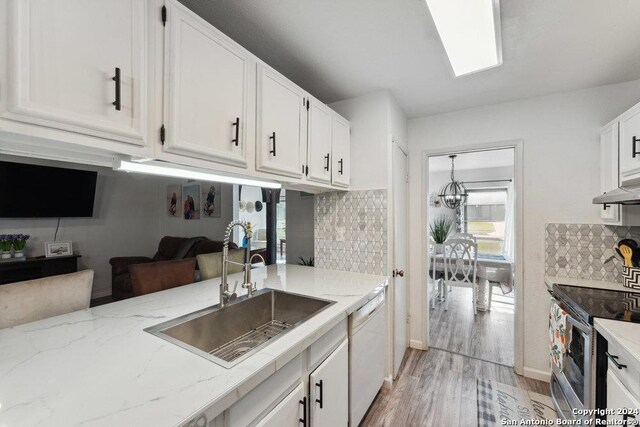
[545,223,640,282]
[314,190,387,275]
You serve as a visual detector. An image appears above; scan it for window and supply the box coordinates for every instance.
[464,189,507,256]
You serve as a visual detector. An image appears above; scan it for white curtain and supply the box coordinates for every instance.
[502,182,515,260]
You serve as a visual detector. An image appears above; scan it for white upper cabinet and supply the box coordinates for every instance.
[162,1,249,167]
[307,99,333,184]
[619,103,640,187]
[3,0,147,146]
[256,64,305,179]
[332,115,351,188]
[600,121,621,224]
[309,339,349,427]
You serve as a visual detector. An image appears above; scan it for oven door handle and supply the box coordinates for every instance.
[565,314,590,334]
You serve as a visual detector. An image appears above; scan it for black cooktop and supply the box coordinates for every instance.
[553,284,640,325]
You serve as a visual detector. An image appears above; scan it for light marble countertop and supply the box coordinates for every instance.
[544,275,628,292]
[595,318,640,366]
[0,265,388,427]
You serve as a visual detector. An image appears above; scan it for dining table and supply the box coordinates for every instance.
[428,247,514,311]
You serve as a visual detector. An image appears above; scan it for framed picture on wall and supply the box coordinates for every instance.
[166,184,181,217]
[182,183,201,220]
[45,241,73,257]
[202,183,222,218]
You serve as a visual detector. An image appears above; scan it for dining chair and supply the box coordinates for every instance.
[443,238,479,315]
[197,248,246,281]
[0,270,94,329]
[449,232,477,242]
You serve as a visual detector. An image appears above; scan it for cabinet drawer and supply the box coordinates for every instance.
[227,354,303,426]
[309,319,348,371]
[607,338,640,401]
[607,369,640,423]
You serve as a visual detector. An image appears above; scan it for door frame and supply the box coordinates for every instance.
[388,136,409,381]
[419,139,524,375]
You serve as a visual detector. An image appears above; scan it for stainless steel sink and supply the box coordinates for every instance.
[145,288,335,368]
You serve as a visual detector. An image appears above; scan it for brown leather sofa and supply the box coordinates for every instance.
[109,236,238,301]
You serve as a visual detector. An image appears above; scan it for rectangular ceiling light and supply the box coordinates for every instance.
[425,0,502,77]
[114,160,282,189]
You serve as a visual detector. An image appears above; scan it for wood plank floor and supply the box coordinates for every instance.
[429,285,514,366]
[361,348,550,427]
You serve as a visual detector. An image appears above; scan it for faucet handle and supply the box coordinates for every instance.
[231,280,239,296]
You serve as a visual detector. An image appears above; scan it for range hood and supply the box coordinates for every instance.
[593,187,640,205]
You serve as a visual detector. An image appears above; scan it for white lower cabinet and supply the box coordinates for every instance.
[309,339,349,427]
[607,365,640,424]
[256,383,306,427]
[202,321,349,427]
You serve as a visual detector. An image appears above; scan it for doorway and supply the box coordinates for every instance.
[425,147,519,367]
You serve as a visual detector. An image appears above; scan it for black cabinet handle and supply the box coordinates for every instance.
[299,397,307,426]
[112,67,121,111]
[315,379,323,409]
[232,118,240,146]
[339,158,344,175]
[269,132,277,156]
[633,136,640,158]
[324,154,330,172]
[603,203,610,211]
[606,351,627,369]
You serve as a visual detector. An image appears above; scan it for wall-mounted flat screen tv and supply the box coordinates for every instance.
[0,161,98,218]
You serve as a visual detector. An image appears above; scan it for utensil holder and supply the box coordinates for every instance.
[622,265,640,290]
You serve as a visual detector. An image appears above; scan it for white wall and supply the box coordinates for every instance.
[388,93,408,151]
[285,191,314,264]
[0,156,233,298]
[330,91,391,191]
[408,79,640,378]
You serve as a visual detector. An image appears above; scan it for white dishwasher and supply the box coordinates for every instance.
[349,288,386,426]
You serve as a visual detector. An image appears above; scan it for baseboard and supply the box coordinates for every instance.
[523,366,551,383]
[409,339,426,350]
[382,375,393,389]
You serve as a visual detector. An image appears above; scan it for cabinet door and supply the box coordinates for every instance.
[331,116,351,188]
[4,0,147,146]
[309,339,348,427]
[607,368,640,424]
[257,65,304,178]
[255,383,305,427]
[600,122,621,224]
[163,1,249,167]
[619,104,640,186]
[307,100,333,184]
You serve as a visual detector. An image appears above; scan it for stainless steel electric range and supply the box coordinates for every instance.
[550,283,640,422]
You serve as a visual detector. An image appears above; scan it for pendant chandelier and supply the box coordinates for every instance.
[438,155,468,209]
